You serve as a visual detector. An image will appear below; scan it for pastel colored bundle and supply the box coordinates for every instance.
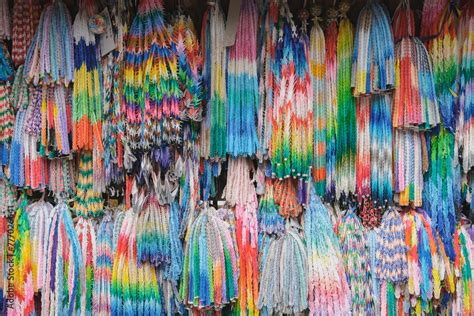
[459,4,474,172]
[394,130,426,207]
[11,0,41,67]
[42,201,84,315]
[111,210,163,315]
[48,157,76,194]
[226,0,259,157]
[74,150,104,217]
[356,96,371,197]
[423,128,456,260]
[27,200,52,292]
[304,188,351,315]
[180,206,239,312]
[200,1,227,159]
[336,4,356,197]
[337,209,374,314]
[122,0,180,150]
[352,0,395,96]
[370,94,393,204]
[172,14,203,121]
[93,213,115,315]
[75,217,97,316]
[257,179,284,235]
[23,0,74,85]
[258,228,308,314]
[9,197,35,316]
[309,5,326,195]
[72,4,104,153]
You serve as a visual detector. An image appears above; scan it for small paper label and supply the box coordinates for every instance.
[100,8,116,57]
[224,0,242,47]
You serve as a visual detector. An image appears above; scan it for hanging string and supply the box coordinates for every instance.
[9,196,35,316]
[325,7,338,199]
[352,0,395,96]
[179,206,239,312]
[304,187,351,315]
[370,94,393,204]
[336,208,375,314]
[336,2,356,197]
[122,0,180,151]
[226,0,259,157]
[258,226,308,314]
[459,4,474,172]
[75,217,97,316]
[200,1,227,159]
[11,0,41,67]
[309,5,326,195]
[42,200,84,315]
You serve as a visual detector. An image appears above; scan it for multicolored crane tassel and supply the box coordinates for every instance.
[123,0,180,150]
[336,3,356,197]
[352,0,395,96]
[200,1,227,159]
[304,188,351,315]
[452,225,473,315]
[356,96,371,197]
[74,150,104,217]
[226,0,259,157]
[257,178,284,235]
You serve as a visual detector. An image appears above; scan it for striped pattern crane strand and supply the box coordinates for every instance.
[459,5,474,172]
[11,0,41,67]
[394,130,425,207]
[0,83,13,173]
[111,210,163,315]
[179,206,239,312]
[9,197,34,316]
[23,0,74,85]
[27,200,52,293]
[336,4,356,197]
[370,94,393,204]
[258,228,308,314]
[76,217,97,316]
[352,0,395,96]
[122,0,180,150]
[304,188,351,315]
[324,8,338,199]
[426,4,458,132]
[0,0,10,40]
[74,150,104,217]
[200,1,227,159]
[336,209,374,314]
[226,0,259,157]
[93,213,115,315]
[423,128,456,260]
[356,97,371,197]
[257,0,278,160]
[309,5,326,195]
[172,14,203,122]
[42,201,83,316]
[72,5,104,153]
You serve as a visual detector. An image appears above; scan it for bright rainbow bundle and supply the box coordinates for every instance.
[459,4,474,172]
[123,0,180,150]
[426,3,458,132]
[423,128,456,260]
[111,210,163,315]
[42,200,83,315]
[27,200,52,292]
[452,225,473,315]
[258,227,308,314]
[226,0,259,157]
[72,2,104,154]
[11,0,41,67]
[352,0,395,96]
[336,209,374,314]
[74,150,104,217]
[370,94,393,204]
[336,3,356,196]
[200,1,227,159]
[179,206,239,312]
[93,213,115,315]
[309,5,326,195]
[75,217,97,316]
[394,130,425,207]
[9,196,35,316]
[304,188,351,315]
[0,83,13,175]
[324,8,338,198]
[172,14,202,121]
[257,179,284,235]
